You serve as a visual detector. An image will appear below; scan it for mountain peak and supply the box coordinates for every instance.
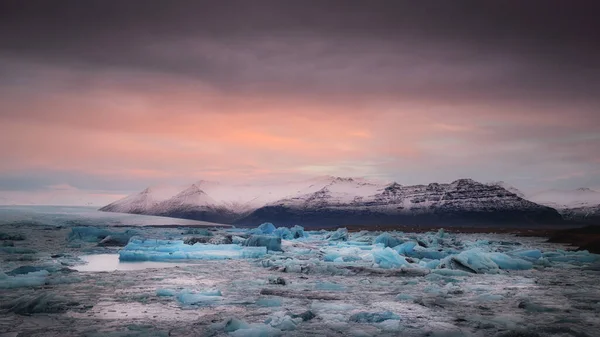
[576,187,596,193]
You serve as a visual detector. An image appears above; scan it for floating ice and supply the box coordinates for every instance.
[272,227,292,239]
[327,228,349,241]
[452,248,500,274]
[119,238,267,261]
[393,241,418,256]
[250,222,276,235]
[244,235,283,252]
[372,247,410,269]
[349,311,400,323]
[511,249,542,260]
[176,288,222,305]
[290,225,307,239]
[68,226,137,245]
[156,288,177,297]
[488,252,533,270]
[256,298,282,307]
[0,270,48,289]
[374,232,403,248]
[265,311,299,331]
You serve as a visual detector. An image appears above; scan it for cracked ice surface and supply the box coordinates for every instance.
[1,209,600,336]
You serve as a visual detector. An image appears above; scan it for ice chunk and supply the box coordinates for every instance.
[546,250,598,263]
[119,238,267,261]
[290,225,307,239]
[250,222,276,235]
[0,270,48,289]
[327,228,348,241]
[372,247,410,269]
[396,294,415,301]
[265,311,299,331]
[511,249,542,260]
[272,227,292,239]
[393,241,417,256]
[452,248,500,274]
[374,232,402,248]
[315,281,345,291]
[156,288,177,297]
[349,311,400,323]
[184,228,213,236]
[412,246,447,259]
[244,235,283,252]
[256,298,282,307]
[377,319,403,332]
[232,236,246,244]
[68,226,136,245]
[229,325,282,337]
[421,259,441,269]
[488,253,533,270]
[176,289,222,305]
[224,318,250,332]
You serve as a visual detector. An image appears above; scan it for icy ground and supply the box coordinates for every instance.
[1,208,600,336]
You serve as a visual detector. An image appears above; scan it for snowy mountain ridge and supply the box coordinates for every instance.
[99,176,566,226]
[527,188,600,223]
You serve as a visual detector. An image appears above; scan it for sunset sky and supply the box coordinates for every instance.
[1,1,599,205]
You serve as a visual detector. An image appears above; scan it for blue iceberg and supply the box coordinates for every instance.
[119,238,267,261]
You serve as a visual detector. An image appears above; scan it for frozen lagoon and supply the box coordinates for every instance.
[1,207,600,336]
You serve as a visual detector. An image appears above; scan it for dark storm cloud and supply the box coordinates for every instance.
[1,0,599,102]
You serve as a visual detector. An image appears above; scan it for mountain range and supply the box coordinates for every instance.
[98,176,588,227]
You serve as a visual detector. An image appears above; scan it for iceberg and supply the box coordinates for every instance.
[372,247,410,269]
[290,225,307,239]
[156,288,177,297]
[272,227,293,239]
[68,226,137,245]
[119,238,267,261]
[374,232,403,248]
[452,248,500,274]
[393,241,418,256]
[327,228,349,241]
[244,235,283,252]
[488,253,533,270]
[250,222,276,235]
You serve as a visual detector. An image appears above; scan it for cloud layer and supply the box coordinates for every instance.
[1,1,599,203]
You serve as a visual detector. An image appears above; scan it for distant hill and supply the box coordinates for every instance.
[100,176,564,227]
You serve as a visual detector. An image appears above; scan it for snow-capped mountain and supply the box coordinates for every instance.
[100,177,564,227]
[487,181,525,198]
[238,178,562,226]
[528,188,600,223]
[98,184,182,214]
[528,188,600,209]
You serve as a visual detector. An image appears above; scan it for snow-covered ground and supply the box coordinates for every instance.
[1,206,599,337]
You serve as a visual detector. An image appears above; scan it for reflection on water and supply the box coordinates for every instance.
[74,254,194,272]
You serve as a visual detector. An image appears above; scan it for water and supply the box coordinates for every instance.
[74,254,195,272]
[1,206,599,337]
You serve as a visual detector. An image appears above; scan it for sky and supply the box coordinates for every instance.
[0,1,599,205]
